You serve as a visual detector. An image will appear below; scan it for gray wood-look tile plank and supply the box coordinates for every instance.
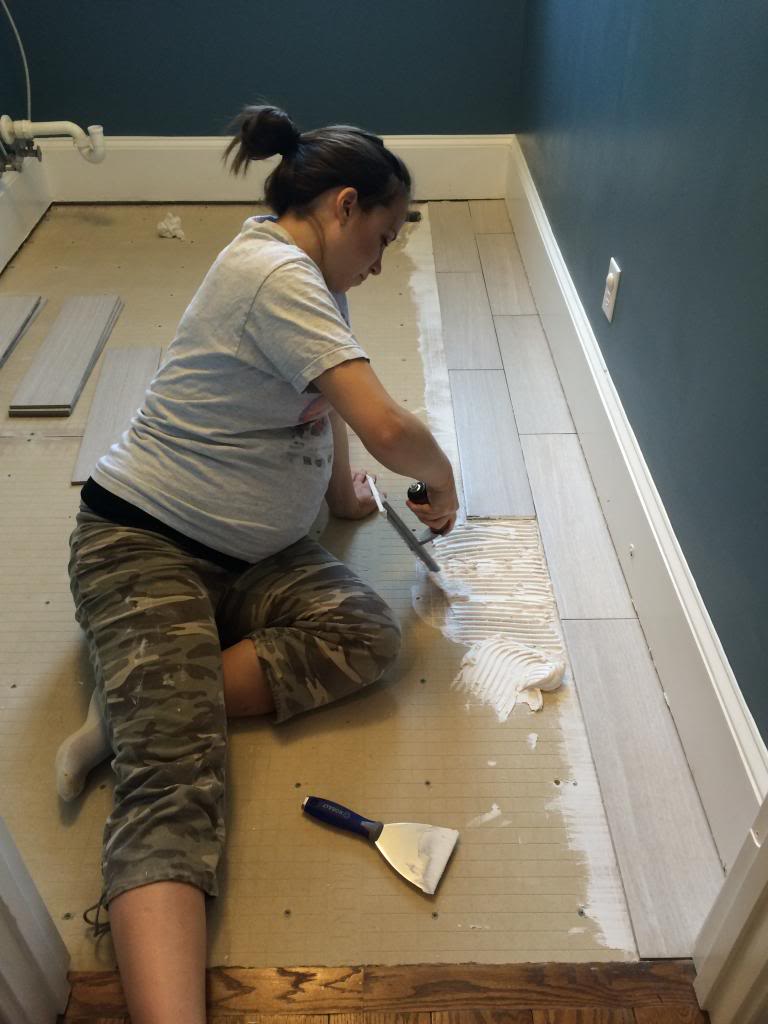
[496,315,575,434]
[449,369,534,516]
[469,199,513,233]
[10,295,123,416]
[562,617,724,957]
[436,273,502,369]
[521,434,634,618]
[0,295,43,368]
[428,202,482,273]
[477,234,537,315]
[72,346,162,483]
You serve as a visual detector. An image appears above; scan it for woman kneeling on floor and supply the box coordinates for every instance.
[56,102,459,1024]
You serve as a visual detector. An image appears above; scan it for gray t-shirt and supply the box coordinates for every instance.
[92,216,368,562]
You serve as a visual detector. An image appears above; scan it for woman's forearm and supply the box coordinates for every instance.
[366,408,454,491]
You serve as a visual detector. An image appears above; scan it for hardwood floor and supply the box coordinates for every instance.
[58,962,709,1022]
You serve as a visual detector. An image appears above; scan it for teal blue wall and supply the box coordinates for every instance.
[519,1,768,741]
[0,1,525,134]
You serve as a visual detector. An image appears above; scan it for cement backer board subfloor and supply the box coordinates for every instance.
[0,203,636,969]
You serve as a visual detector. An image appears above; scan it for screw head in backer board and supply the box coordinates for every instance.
[602,257,621,322]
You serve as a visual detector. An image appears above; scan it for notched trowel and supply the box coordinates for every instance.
[366,475,441,573]
[302,795,459,894]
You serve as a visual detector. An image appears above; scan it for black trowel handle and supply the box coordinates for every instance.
[407,481,429,505]
[408,481,449,538]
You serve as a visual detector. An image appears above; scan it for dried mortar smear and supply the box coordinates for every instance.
[0,203,636,970]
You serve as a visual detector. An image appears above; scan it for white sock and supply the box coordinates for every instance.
[55,689,112,801]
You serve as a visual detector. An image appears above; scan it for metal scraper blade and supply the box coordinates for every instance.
[375,821,459,894]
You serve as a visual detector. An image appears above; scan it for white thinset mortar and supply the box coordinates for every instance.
[456,636,565,716]
[405,208,465,511]
[411,520,566,716]
[548,711,638,953]
[404,207,636,955]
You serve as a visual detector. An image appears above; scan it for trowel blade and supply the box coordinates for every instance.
[366,474,441,572]
[382,499,441,573]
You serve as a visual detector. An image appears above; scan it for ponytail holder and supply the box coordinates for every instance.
[280,131,302,158]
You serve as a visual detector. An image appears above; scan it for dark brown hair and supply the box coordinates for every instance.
[224,103,411,217]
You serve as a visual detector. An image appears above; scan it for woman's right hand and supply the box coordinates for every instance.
[405,479,459,536]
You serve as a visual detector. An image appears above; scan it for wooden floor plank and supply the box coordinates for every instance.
[532,1012,633,1023]
[476,235,536,315]
[633,1008,709,1023]
[334,1014,431,1024]
[429,203,482,273]
[207,966,364,1014]
[10,295,123,416]
[65,966,363,1017]
[0,294,43,368]
[72,345,162,482]
[436,273,502,369]
[362,963,701,1011]
[61,973,127,1017]
[520,434,634,618]
[58,1008,709,1024]
[449,369,534,516]
[469,200,513,234]
[59,963,706,1020]
[495,316,574,434]
[560,619,724,959]
[433,1012,533,1024]
[236,1017,329,1024]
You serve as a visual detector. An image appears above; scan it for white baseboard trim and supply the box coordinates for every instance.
[1,135,511,271]
[0,161,51,272]
[505,136,768,871]
[37,134,514,203]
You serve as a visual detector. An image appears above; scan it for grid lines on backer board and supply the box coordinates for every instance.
[0,295,44,368]
[1,202,633,972]
[9,294,123,416]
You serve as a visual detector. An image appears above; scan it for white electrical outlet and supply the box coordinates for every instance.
[601,257,621,321]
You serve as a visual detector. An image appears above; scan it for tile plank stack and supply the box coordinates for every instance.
[9,294,123,416]
[72,345,162,483]
[0,295,44,369]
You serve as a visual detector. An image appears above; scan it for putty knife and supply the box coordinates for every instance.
[302,795,459,894]
[366,475,441,573]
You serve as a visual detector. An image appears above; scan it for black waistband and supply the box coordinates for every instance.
[81,478,251,573]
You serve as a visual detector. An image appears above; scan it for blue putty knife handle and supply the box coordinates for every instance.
[302,796,383,842]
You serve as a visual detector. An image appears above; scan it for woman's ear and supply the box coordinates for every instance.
[338,186,359,224]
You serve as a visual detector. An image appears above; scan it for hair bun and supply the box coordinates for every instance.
[224,104,301,173]
[244,106,299,157]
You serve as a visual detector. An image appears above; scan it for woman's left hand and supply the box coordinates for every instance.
[330,469,382,520]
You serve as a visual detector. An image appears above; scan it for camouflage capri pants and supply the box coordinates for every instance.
[68,505,402,909]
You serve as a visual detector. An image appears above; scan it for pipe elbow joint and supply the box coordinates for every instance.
[81,125,105,163]
[74,124,105,163]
